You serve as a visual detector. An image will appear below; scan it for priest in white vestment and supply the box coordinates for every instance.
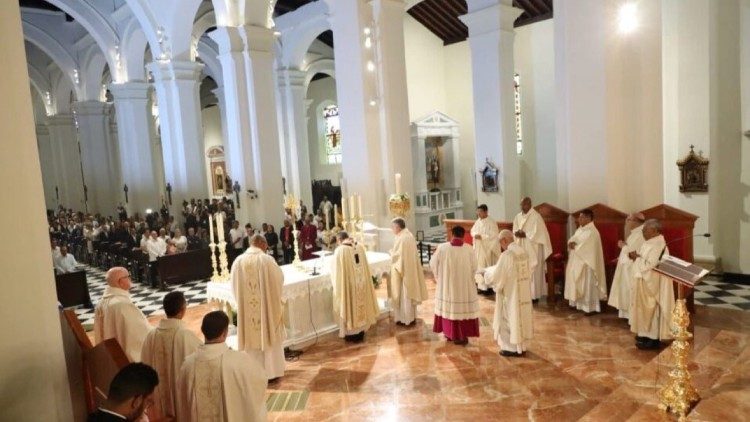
[629,219,674,350]
[512,197,552,300]
[331,231,380,342]
[564,210,607,314]
[94,267,152,361]
[231,234,286,380]
[54,245,79,274]
[388,218,428,326]
[490,230,533,357]
[430,226,480,346]
[608,213,646,320]
[176,311,267,422]
[471,204,501,292]
[141,291,201,419]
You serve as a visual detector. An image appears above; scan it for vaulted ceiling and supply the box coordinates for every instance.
[408,0,553,45]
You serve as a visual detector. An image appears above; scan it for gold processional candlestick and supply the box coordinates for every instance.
[284,194,304,269]
[209,240,220,282]
[658,298,700,421]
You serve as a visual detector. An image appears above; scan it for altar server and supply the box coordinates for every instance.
[331,231,380,342]
[141,292,201,419]
[430,226,479,346]
[512,197,552,300]
[176,311,267,422]
[388,218,428,326]
[564,210,607,314]
[94,266,152,361]
[608,213,646,320]
[629,219,673,350]
[471,204,501,293]
[490,230,533,357]
[231,234,286,380]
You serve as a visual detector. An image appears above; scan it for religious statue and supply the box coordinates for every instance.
[429,154,440,185]
[480,159,499,193]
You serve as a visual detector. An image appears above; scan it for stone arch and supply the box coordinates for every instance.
[304,59,336,90]
[277,1,331,69]
[121,17,149,81]
[22,21,81,99]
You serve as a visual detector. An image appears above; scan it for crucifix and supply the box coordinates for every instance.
[123,184,129,203]
[165,183,172,205]
[233,181,241,209]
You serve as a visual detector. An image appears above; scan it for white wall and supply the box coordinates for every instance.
[740,0,750,273]
[202,104,223,198]
[0,2,73,420]
[306,76,341,185]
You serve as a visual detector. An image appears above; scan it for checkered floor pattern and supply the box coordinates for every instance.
[693,277,750,311]
[71,265,208,329]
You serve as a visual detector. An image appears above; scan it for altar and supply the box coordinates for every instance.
[207,251,392,349]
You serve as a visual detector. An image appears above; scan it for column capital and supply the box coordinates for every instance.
[45,114,75,127]
[278,68,307,88]
[71,101,111,116]
[210,25,276,55]
[108,82,152,101]
[147,60,204,82]
[459,0,523,36]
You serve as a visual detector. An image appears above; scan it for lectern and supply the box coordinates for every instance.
[653,256,709,421]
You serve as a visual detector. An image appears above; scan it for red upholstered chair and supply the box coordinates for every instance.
[571,204,628,296]
[534,203,570,302]
[640,204,698,312]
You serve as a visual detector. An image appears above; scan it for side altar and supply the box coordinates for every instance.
[411,111,464,237]
[207,251,392,349]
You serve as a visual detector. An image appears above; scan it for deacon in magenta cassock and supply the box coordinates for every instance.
[231,234,286,380]
[430,225,479,345]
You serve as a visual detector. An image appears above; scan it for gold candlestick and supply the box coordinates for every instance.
[209,241,220,282]
[218,240,229,280]
[284,193,304,270]
[658,298,700,421]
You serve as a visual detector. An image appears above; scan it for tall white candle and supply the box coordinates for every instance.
[341,200,348,222]
[349,195,356,219]
[325,212,329,230]
[395,173,402,194]
[357,194,363,219]
[209,213,215,243]
[217,213,225,241]
[334,204,339,226]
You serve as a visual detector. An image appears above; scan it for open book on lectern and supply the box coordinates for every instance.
[653,255,710,288]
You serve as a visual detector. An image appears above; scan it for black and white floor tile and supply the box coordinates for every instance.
[693,277,750,311]
[72,265,208,329]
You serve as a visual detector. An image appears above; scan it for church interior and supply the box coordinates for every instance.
[1,0,749,421]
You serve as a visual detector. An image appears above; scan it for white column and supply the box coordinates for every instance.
[0,2,73,419]
[46,114,85,210]
[35,123,56,209]
[278,68,313,207]
[461,0,523,220]
[211,85,231,169]
[210,25,285,228]
[147,60,207,216]
[110,82,164,215]
[72,101,121,215]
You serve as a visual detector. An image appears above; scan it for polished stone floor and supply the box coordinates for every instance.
[146,276,749,421]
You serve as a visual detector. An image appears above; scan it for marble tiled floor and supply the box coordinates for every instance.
[147,277,749,421]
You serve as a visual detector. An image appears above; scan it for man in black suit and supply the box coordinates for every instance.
[87,362,158,421]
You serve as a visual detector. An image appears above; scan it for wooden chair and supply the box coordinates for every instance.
[570,203,628,295]
[534,203,570,303]
[640,203,699,312]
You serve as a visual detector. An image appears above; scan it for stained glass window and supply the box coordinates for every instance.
[514,73,523,156]
[324,105,342,164]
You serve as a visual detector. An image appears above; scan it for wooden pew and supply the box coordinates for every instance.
[640,203,698,312]
[534,203,570,302]
[571,203,628,294]
[156,248,212,286]
[56,270,93,308]
[443,219,513,245]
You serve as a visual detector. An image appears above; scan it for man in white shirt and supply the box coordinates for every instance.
[229,220,246,250]
[141,292,201,420]
[471,204,501,293]
[176,311,268,422]
[146,231,167,262]
[50,239,61,263]
[55,245,78,274]
[94,267,153,361]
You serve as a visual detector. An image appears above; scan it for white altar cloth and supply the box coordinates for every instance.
[208,251,391,348]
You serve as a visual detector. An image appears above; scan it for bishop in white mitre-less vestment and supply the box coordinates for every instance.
[471,205,501,291]
[430,226,480,345]
[629,220,674,349]
[177,311,267,422]
[141,291,201,419]
[231,235,286,380]
[94,267,152,361]
[512,198,552,300]
[564,212,607,314]
[331,233,380,341]
[389,219,428,325]
[490,231,533,356]
[608,215,646,320]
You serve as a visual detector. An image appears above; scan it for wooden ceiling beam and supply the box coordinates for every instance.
[408,6,451,42]
[528,0,551,14]
[515,0,542,16]
[420,0,467,41]
[410,4,460,42]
